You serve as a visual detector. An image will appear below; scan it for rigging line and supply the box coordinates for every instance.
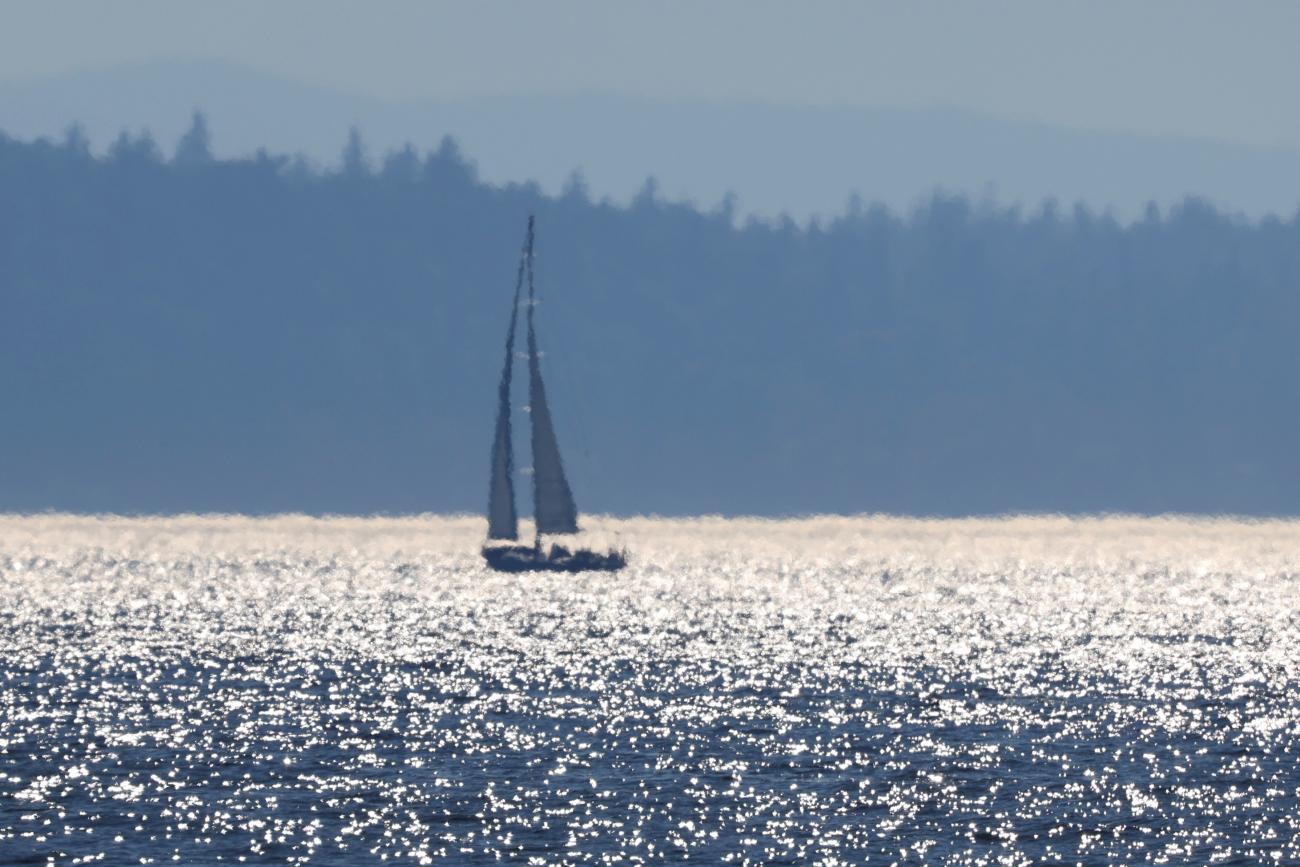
[545,290,598,509]
[525,215,579,537]
[530,229,598,510]
[486,216,530,540]
[525,214,537,512]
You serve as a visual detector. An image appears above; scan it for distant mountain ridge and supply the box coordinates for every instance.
[3,59,1300,221]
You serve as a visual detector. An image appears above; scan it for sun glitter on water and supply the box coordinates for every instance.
[2,513,1300,864]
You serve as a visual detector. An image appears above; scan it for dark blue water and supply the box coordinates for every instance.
[3,515,1299,864]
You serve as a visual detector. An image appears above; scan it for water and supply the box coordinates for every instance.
[2,514,1300,865]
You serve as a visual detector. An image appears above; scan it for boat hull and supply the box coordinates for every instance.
[482,544,627,573]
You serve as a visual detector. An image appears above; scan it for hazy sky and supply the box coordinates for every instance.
[2,0,1299,149]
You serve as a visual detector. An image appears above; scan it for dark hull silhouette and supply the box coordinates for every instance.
[482,544,627,573]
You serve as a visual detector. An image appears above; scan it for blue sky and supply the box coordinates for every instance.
[3,0,1299,148]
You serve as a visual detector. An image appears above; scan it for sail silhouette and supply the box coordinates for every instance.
[480,216,626,573]
[525,235,580,536]
[486,236,526,540]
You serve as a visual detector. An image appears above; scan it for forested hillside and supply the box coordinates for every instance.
[3,118,1300,516]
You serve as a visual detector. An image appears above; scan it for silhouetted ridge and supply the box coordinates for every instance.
[3,121,1300,516]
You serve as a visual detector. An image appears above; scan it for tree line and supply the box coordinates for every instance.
[2,113,1299,516]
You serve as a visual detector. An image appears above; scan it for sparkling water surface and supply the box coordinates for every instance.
[3,514,1300,865]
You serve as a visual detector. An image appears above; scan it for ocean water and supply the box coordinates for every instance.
[2,514,1300,865]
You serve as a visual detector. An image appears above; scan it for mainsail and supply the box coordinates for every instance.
[485,230,527,540]
[525,223,580,536]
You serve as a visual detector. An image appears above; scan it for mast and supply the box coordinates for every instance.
[525,216,580,546]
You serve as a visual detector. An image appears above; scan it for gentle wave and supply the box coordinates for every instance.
[2,514,1299,864]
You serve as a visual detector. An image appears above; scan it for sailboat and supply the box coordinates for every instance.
[481,216,627,573]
